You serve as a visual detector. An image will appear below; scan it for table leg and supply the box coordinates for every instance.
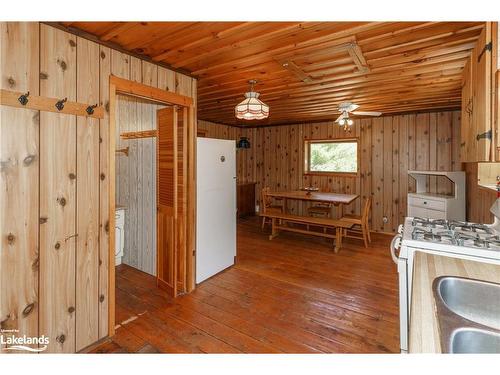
[269,218,279,240]
[334,227,342,253]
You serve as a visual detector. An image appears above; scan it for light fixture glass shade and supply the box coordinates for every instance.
[237,137,251,149]
[235,89,269,120]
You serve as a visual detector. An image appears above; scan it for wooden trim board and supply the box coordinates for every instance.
[120,130,158,139]
[110,75,193,107]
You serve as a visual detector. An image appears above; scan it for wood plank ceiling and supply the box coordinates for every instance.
[60,22,484,126]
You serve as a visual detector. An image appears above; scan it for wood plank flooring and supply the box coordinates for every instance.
[91,216,399,353]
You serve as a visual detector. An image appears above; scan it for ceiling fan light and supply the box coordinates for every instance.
[347,119,354,126]
[338,118,345,126]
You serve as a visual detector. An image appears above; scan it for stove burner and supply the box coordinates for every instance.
[411,217,450,229]
[411,217,494,234]
[412,228,457,243]
[411,225,500,250]
[450,222,493,234]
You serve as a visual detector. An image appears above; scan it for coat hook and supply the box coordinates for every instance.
[18,91,30,106]
[55,97,67,111]
[86,104,98,115]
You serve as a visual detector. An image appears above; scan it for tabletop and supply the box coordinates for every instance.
[267,190,359,205]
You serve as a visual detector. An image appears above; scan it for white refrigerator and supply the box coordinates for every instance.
[196,138,237,283]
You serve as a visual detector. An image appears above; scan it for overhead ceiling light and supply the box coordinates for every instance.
[337,111,354,129]
[235,80,269,120]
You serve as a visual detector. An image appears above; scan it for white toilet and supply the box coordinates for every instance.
[115,207,125,265]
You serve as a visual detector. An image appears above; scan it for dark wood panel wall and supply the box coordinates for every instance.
[199,110,462,233]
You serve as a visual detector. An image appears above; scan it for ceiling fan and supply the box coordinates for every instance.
[335,102,382,130]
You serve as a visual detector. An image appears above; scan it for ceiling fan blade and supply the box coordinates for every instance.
[347,104,359,112]
[352,111,382,117]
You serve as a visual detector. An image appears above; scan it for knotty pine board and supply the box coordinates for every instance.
[39,24,77,353]
[75,37,100,351]
[391,116,400,233]
[199,110,462,233]
[98,44,111,339]
[382,116,393,233]
[111,50,133,271]
[0,22,39,348]
[397,115,409,227]
[464,163,497,224]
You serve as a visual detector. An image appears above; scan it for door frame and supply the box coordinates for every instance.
[108,75,196,337]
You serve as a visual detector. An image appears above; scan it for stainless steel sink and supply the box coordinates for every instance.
[433,276,500,353]
[435,277,500,330]
[450,328,500,354]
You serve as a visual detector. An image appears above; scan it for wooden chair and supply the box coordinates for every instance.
[339,197,372,247]
[260,187,283,229]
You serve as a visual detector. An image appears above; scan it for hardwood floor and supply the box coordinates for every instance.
[91,216,399,353]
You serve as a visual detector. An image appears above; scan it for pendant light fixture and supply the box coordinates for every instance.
[235,80,269,120]
[236,137,251,149]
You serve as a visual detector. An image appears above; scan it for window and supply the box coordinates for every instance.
[305,138,359,175]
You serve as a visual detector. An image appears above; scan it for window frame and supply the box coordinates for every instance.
[304,137,360,177]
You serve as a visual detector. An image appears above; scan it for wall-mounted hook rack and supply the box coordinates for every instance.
[0,89,104,119]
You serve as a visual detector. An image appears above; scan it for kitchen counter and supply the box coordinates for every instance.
[478,183,498,192]
[409,251,500,353]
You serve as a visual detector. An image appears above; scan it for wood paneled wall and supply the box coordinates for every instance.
[199,110,462,233]
[0,22,39,351]
[465,163,497,223]
[0,22,196,353]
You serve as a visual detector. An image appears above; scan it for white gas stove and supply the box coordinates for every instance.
[391,210,500,353]
[398,217,500,261]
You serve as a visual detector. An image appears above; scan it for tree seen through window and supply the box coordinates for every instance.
[309,141,357,173]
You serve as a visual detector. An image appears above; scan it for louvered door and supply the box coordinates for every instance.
[156,107,178,297]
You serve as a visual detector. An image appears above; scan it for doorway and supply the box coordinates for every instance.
[108,76,196,338]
